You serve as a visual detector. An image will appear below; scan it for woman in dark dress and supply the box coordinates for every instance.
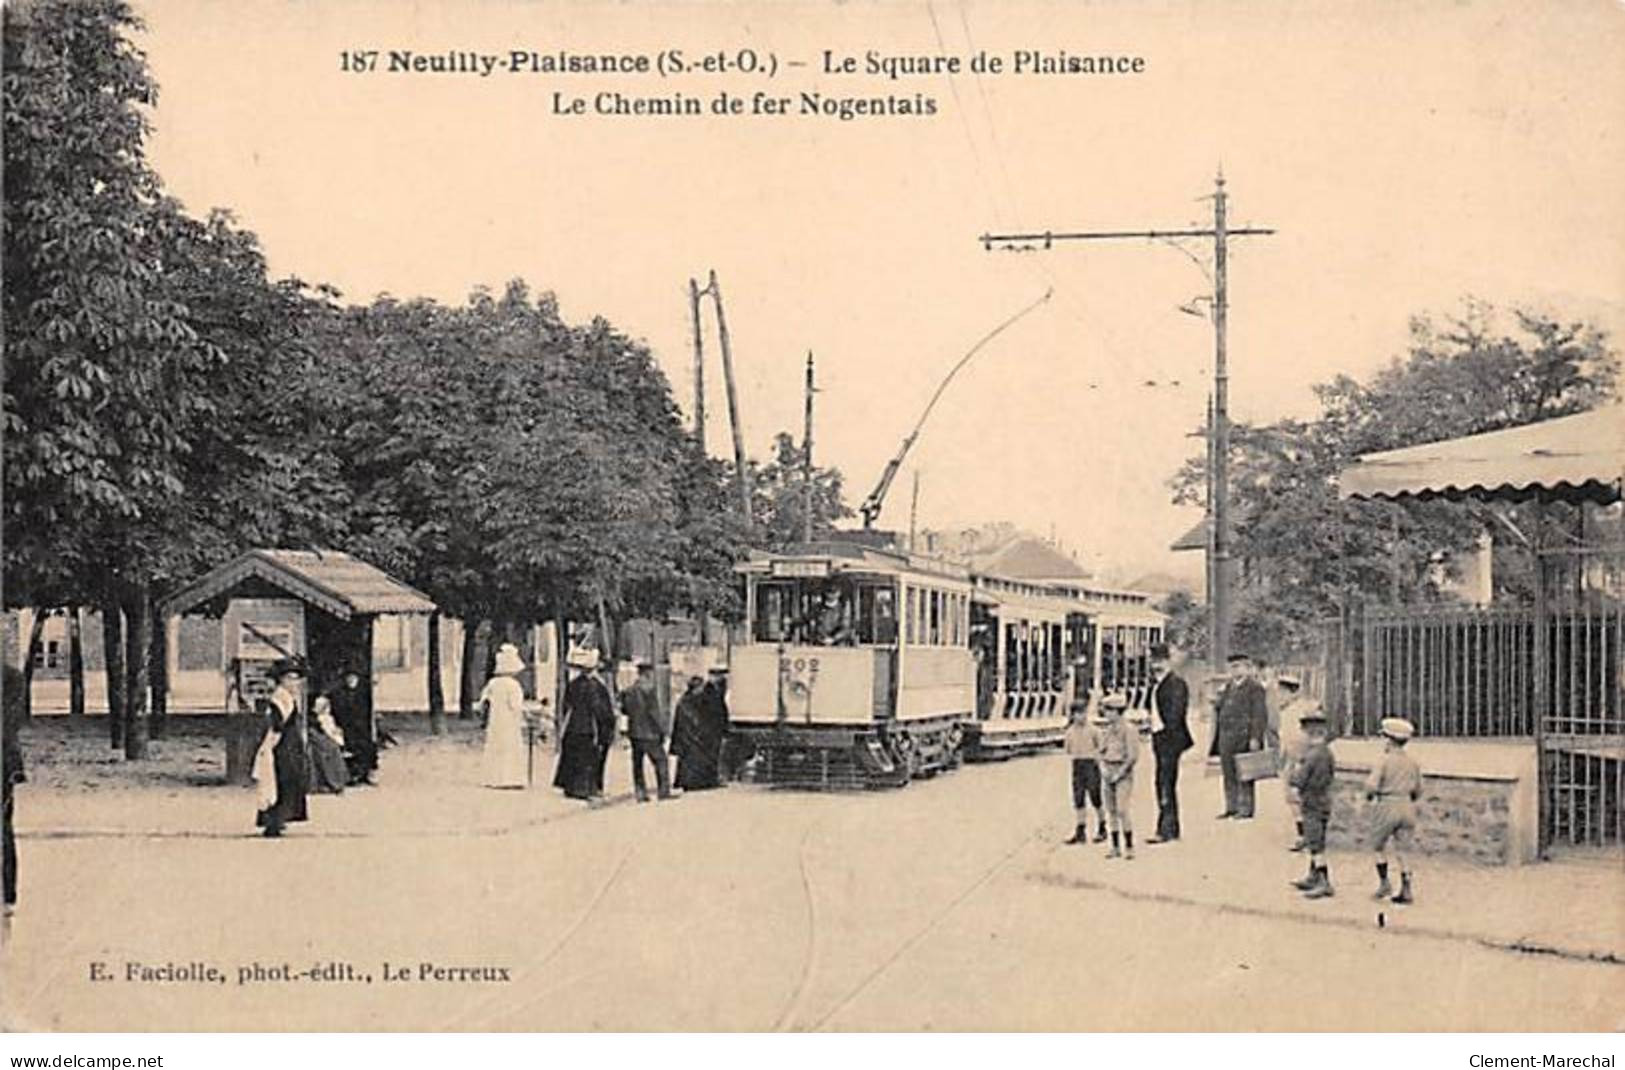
[671,675,719,791]
[554,651,610,800]
[254,659,311,837]
[306,694,349,795]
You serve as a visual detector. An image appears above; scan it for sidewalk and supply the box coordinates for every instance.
[15,725,644,841]
[1029,755,1625,964]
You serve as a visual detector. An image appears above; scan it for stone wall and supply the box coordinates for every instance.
[1324,767,1518,864]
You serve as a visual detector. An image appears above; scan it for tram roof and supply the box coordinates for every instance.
[739,541,972,582]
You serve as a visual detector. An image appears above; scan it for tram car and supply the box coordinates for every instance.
[730,541,1167,788]
[731,540,975,788]
[963,574,1079,758]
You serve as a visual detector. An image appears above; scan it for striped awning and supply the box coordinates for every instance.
[162,550,437,620]
[1339,405,1625,505]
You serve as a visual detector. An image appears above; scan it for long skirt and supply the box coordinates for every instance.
[673,735,721,791]
[308,732,348,794]
[553,733,599,799]
[482,706,528,789]
[256,735,310,829]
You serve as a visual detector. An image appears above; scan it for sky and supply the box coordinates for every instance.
[134,0,1625,587]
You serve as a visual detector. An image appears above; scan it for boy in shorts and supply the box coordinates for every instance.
[1063,691,1107,845]
[1098,693,1140,860]
[1288,710,1335,899]
[1367,717,1420,904]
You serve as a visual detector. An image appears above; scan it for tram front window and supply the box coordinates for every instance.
[752,577,898,646]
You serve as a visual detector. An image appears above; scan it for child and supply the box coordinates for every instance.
[1063,691,1107,845]
[1098,692,1140,860]
[1367,718,1420,904]
[1288,710,1335,898]
[1275,674,1312,851]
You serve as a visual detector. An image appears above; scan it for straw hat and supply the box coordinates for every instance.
[493,643,524,675]
[1380,717,1415,742]
[566,647,600,671]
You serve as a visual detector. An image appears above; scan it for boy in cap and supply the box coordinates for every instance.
[1098,692,1140,860]
[1288,709,1336,898]
[1275,674,1312,851]
[1367,718,1420,904]
[1062,691,1107,845]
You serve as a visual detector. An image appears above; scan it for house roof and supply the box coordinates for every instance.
[162,550,437,620]
[970,536,1089,580]
[1339,405,1625,505]
[1169,517,1209,553]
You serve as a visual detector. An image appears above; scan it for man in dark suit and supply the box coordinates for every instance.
[1210,651,1269,819]
[1144,644,1192,843]
[622,661,673,802]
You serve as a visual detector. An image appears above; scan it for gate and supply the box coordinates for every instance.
[1537,547,1625,854]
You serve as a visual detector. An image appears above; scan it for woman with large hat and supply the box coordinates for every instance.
[554,648,611,800]
[254,658,311,838]
[480,643,529,789]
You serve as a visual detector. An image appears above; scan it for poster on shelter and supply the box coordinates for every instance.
[2,0,1622,1038]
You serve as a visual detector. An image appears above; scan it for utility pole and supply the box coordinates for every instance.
[979,171,1272,668]
[695,270,752,529]
[1205,393,1216,661]
[803,351,816,544]
[688,278,706,446]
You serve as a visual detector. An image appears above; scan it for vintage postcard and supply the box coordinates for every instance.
[2,0,1622,1041]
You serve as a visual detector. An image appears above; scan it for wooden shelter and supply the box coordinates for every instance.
[162,550,437,781]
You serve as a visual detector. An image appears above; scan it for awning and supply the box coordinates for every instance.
[162,549,437,620]
[1339,405,1625,505]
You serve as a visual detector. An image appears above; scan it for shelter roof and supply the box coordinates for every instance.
[1339,405,1625,505]
[162,550,437,620]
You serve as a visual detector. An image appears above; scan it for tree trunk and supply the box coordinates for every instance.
[149,611,169,740]
[596,597,618,707]
[101,598,126,750]
[121,581,152,760]
[68,606,85,723]
[427,611,446,735]
[19,609,47,721]
[552,608,567,745]
[458,619,487,719]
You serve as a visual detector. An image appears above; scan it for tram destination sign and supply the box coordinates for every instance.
[771,560,832,578]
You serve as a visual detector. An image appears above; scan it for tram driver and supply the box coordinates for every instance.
[803,586,856,646]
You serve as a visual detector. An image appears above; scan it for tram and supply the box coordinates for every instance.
[730,539,1167,788]
[963,574,1078,757]
[731,540,975,788]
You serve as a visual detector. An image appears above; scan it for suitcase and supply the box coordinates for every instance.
[1235,747,1281,782]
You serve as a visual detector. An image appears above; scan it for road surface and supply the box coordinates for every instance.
[2,750,1617,1031]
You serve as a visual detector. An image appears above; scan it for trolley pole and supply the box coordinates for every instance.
[803,350,815,543]
[978,171,1272,668]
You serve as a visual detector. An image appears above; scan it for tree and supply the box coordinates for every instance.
[4,3,341,753]
[1170,301,1619,658]
[744,432,854,551]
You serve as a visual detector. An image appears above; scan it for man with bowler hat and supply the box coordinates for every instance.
[1210,651,1268,819]
[1144,643,1192,843]
[623,660,674,802]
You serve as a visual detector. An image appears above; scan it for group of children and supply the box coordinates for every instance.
[1063,673,1423,904]
[1063,691,1141,858]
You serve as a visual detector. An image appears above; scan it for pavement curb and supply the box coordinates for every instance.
[1027,868,1625,967]
[16,789,640,842]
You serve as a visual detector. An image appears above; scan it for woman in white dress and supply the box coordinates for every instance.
[480,643,529,789]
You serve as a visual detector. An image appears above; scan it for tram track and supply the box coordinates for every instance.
[771,820,825,1031]
[797,818,1048,1032]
